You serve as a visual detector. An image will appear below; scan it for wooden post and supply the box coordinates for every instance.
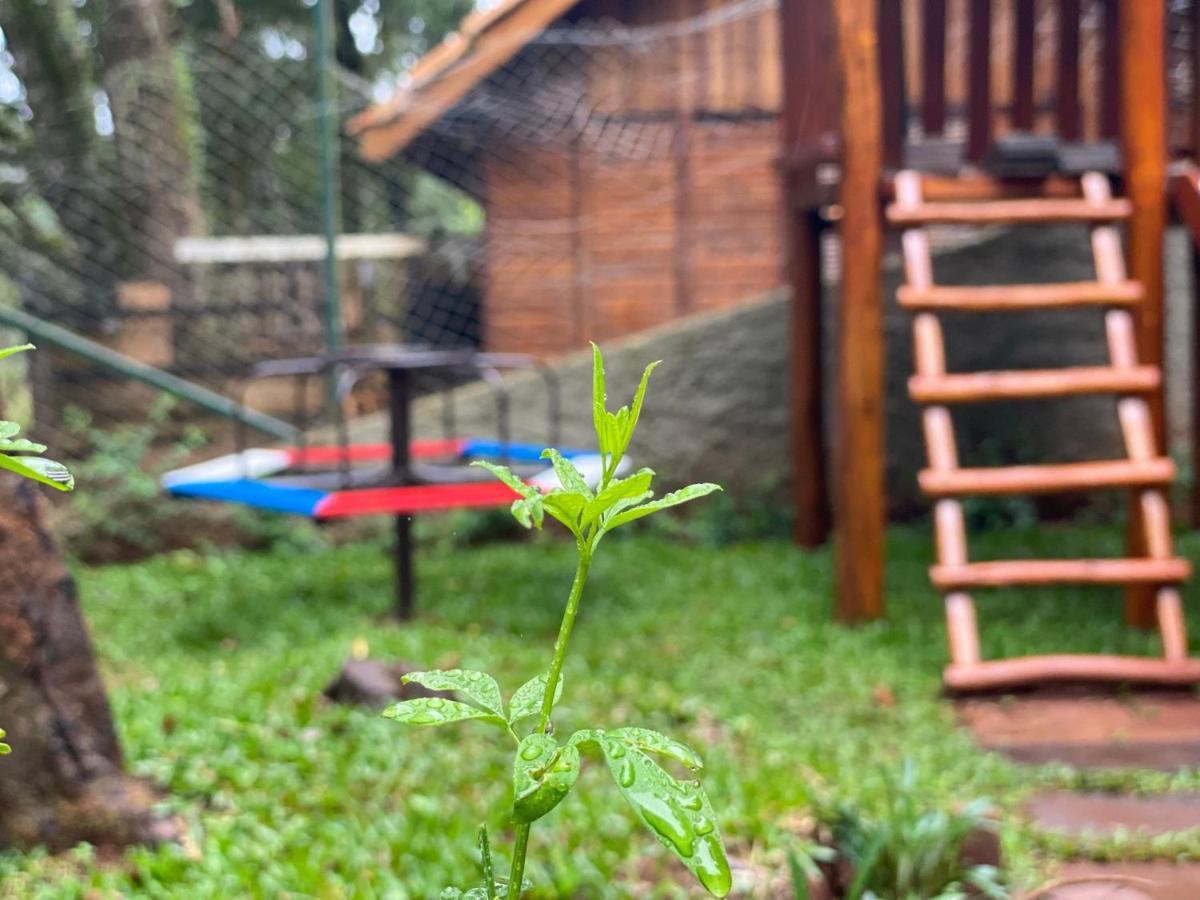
[779,0,838,548]
[831,0,886,621]
[1119,0,1167,628]
[788,209,830,547]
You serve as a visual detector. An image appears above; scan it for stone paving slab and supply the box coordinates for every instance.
[1026,791,1200,837]
[956,689,1200,769]
[1042,862,1200,899]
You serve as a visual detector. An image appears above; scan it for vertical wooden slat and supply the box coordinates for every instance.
[878,0,906,166]
[779,0,835,547]
[832,0,886,621]
[1011,0,1035,130]
[673,117,692,317]
[569,136,587,344]
[1119,0,1167,629]
[1056,0,1082,141]
[922,0,948,134]
[788,211,830,547]
[1100,0,1121,139]
[1121,3,1168,467]
[967,0,993,160]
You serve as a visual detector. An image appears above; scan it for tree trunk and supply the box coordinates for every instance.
[97,0,204,285]
[0,476,180,851]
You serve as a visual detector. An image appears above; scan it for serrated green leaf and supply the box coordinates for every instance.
[0,344,34,362]
[401,670,504,718]
[0,421,20,439]
[542,491,585,536]
[624,360,660,447]
[603,483,721,533]
[541,448,592,498]
[568,728,604,753]
[0,438,47,453]
[607,727,704,771]
[472,460,537,499]
[512,733,580,824]
[508,672,563,725]
[598,740,731,897]
[592,343,607,449]
[582,468,655,529]
[510,495,545,530]
[0,454,73,491]
[382,697,507,729]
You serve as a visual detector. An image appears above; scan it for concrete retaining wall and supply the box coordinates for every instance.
[348,225,1195,517]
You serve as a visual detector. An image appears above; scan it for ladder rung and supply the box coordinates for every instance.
[945,655,1200,692]
[909,366,1161,403]
[920,459,1175,497]
[897,281,1144,311]
[931,558,1191,590]
[886,197,1131,226]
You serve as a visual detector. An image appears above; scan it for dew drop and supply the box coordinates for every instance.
[693,815,714,836]
[617,759,636,788]
[678,791,703,811]
[520,743,543,761]
[693,836,732,896]
[606,741,626,759]
[642,799,695,857]
[426,698,445,709]
[409,711,438,724]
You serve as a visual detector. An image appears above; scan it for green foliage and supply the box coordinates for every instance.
[0,728,9,756]
[10,526,1200,893]
[55,401,324,563]
[822,762,1008,900]
[0,345,73,491]
[390,345,729,898]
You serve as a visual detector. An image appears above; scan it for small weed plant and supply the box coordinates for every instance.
[383,346,732,898]
[818,762,1007,900]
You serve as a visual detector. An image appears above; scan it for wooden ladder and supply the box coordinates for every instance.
[888,170,1200,692]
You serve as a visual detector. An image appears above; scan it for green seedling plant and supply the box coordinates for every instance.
[382,345,732,898]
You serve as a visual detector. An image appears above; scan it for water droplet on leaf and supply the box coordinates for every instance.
[693,835,732,896]
[642,799,695,858]
[617,759,636,787]
[520,743,543,761]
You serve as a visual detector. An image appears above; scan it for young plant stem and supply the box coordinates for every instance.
[508,545,593,896]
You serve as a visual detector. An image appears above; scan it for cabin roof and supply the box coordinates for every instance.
[347,0,583,161]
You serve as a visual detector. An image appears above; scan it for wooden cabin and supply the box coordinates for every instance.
[349,0,787,357]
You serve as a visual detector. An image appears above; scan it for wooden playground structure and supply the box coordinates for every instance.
[783,0,1200,689]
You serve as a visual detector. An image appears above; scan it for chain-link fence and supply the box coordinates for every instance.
[4,0,1200,461]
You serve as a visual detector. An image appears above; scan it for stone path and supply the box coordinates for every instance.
[956,689,1200,898]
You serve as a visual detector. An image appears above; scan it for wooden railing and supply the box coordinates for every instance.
[879,0,1126,169]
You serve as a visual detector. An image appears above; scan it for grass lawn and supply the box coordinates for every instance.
[3,523,1200,898]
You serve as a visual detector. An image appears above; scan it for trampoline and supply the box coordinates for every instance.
[163,346,604,617]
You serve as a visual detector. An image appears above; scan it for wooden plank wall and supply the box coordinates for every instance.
[482,116,784,356]
[583,0,782,117]
[482,0,785,357]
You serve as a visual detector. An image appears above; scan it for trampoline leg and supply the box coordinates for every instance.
[394,514,414,619]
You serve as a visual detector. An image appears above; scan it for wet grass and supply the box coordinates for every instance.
[3,523,1200,897]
